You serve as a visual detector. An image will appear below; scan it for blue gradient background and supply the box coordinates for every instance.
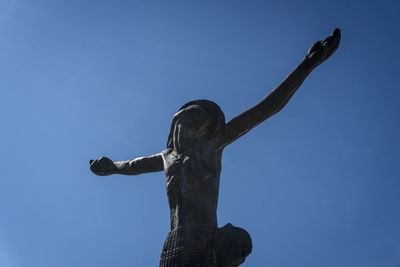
[0,1,399,266]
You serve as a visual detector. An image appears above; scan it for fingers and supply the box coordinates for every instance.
[308,40,322,55]
[89,157,108,165]
[89,156,113,176]
[333,28,341,48]
[98,156,109,163]
[89,160,98,172]
[89,158,102,173]
[324,28,341,49]
[322,36,334,47]
[306,28,340,68]
[333,28,341,41]
[316,28,341,60]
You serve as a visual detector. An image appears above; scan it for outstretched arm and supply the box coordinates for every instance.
[217,28,341,149]
[89,153,164,176]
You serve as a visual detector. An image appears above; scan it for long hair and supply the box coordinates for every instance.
[166,100,225,149]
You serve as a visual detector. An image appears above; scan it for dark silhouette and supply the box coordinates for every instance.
[90,28,341,267]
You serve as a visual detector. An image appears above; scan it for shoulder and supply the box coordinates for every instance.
[161,148,172,155]
[208,129,226,152]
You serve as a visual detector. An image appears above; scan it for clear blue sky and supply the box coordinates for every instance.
[0,0,399,266]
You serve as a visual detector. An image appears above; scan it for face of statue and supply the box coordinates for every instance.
[172,105,213,152]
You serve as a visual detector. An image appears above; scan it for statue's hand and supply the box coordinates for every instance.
[89,156,117,176]
[306,28,341,69]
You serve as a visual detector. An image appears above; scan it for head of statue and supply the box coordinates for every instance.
[167,100,225,152]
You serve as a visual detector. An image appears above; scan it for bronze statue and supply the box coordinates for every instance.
[89,28,341,267]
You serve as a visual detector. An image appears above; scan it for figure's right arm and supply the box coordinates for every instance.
[89,153,164,176]
[215,28,340,150]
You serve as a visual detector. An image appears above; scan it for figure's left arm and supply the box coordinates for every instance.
[217,28,341,149]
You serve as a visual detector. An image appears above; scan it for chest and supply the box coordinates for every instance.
[164,152,215,177]
[163,150,221,189]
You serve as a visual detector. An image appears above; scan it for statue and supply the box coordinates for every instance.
[89,28,341,267]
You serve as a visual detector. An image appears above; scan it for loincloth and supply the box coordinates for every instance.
[159,223,252,267]
[159,224,217,267]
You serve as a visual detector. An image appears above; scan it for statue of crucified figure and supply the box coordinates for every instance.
[90,28,341,267]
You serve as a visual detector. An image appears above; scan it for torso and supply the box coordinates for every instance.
[162,145,222,230]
